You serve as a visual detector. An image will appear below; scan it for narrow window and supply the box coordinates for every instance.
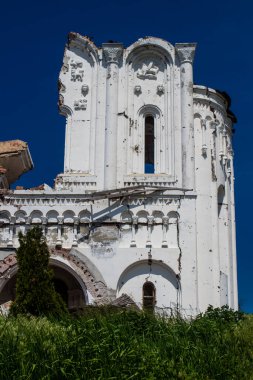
[145,116,154,173]
[143,281,156,311]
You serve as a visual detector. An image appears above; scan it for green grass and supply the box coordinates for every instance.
[0,307,252,380]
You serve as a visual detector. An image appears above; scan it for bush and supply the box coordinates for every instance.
[0,309,252,379]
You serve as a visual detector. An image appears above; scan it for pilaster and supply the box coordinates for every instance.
[102,43,123,190]
[175,43,197,190]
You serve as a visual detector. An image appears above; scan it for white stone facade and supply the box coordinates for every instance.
[0,34,237,315]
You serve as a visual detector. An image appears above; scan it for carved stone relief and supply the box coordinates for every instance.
[134,85,142,95]
[157,85,165,95]
[137,61,159,79]
[175,43,196,64]
[74,99,87,110]
[58,94,64,107]
[70,60,84,82]
[103,44,123,65]
[81,85,89,96]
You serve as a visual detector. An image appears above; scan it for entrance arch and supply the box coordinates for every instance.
[49,258,88,310]
[0,256,88,312]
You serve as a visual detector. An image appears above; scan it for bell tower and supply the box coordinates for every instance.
[0,34,237,316]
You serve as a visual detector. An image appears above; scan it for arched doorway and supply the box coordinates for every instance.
[51,262,87,311]
[53,278,68,305]
[0,261,87,312]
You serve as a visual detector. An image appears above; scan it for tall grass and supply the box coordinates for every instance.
[0,308,252,379]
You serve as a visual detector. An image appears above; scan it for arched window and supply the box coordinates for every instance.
[145,116,154,173]
[143,281,156,311]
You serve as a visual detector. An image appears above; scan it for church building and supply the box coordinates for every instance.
[0,34,238,315]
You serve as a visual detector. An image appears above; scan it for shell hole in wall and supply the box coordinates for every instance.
[145,116,154,173]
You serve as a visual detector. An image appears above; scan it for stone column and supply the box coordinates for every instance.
[162,216,169,248]
[41,217,47,237]
[146,216,154,248]
[56,216,63,247]
[72,216,79,247]
[7,217,15,247]
[130,216,138,247]
[102,43,123,190]
[175,43,197,189]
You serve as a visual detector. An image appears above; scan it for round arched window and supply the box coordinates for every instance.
[143,281,156,311]
[145,116,154,173]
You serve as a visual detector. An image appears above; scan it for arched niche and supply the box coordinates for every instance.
[125,37,174,65]
[30,210,43,224]
[129,100,169,175]
[136,210,149,224]
[168,210,179,222]
[79,210,91,224]
[117,260,179,311]
[130,50,167,81]
[0,211,11,223]
[121,210,133,223]
[60,34,99,175]
[46,210,59,224]
[63,210,75,224]
[14,211,27,224]
[152,211,164,224]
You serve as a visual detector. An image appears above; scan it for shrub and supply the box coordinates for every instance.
[1,309,252,379]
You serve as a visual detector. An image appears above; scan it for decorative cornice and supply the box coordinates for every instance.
[175,43,197,64]
[102,43,123,65]
[2,188,196,207]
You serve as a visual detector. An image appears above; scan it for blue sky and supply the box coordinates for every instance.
[1,0,252,312]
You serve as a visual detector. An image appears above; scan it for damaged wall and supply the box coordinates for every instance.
[0,35,238,316]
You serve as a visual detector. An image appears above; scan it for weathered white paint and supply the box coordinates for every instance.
[0,35,238,316]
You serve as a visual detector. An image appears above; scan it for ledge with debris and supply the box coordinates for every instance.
[0,140,33,188]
